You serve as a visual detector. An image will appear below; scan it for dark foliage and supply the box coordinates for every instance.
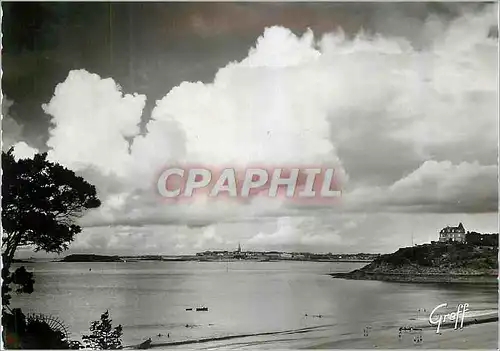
[1,149,101,349]
[61,254,122,262]
[2,309,79,349]
[2,149,101,258]
[82,310,123,350]
[466,232,499,246]
[2,266,35,306]
[1,148,101,306]
[369,241,498,271]
[23,319,68,349]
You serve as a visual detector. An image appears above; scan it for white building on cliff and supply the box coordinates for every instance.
[439,223,466,242]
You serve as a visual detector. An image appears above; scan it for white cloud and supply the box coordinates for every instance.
[388,160,497,212]
[43,70,147,177]
[30,4,498,254]
[343,160,497,213]
[247,217,343,251]
[11,141,39,160]
[194,226,224,249]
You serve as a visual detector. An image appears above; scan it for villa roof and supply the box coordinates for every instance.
[440,222,465,233]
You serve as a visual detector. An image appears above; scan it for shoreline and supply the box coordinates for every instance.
[330,272,498,284]
[125,314,498,350]
[53,253,377,263]
[51,258,373,263]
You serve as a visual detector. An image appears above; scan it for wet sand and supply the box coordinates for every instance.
[130,315,498,350]
[309,320,499,349]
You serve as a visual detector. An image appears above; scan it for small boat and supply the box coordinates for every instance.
[185,308,192,311]
[196,307,208,312]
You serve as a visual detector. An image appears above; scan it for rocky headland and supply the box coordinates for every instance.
[331,241,498,284]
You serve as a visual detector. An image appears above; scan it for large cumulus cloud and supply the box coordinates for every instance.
[11,4,498,254]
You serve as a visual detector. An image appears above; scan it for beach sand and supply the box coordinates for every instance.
[309,320,499,349]
[139,317,498,350]
[133,310,499,349]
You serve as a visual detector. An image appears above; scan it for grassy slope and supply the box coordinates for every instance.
[332,242,498,282]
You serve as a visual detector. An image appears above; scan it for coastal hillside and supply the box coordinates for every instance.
[332,241,498,283]
[60,254,123,262]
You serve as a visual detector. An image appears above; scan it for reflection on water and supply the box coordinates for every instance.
[12,261,498,347]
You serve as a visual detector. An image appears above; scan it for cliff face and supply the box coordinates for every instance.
[332,242,498,283]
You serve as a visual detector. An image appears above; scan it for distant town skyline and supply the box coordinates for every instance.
[3,2,498,258]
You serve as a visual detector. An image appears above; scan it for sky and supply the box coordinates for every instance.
[2,2,499,258]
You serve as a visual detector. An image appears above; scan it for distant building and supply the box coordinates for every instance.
[439,223,466,242]
[234,243,244,259]
[266,251,281,259]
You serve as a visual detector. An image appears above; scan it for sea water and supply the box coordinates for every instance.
[11,261,498,348]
